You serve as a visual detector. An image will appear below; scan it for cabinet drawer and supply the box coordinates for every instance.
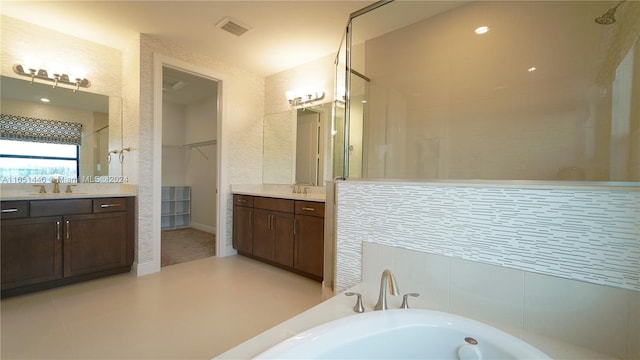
[1,201,29,219]
[30,199,92,217]
[93,198,127,213]
[234,194,254,207]
[295,201,325,217]
[254,196,294,213]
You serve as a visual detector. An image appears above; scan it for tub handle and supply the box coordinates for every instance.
[345,292,365,313]
[401,293,420,309]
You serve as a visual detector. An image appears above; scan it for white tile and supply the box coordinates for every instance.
[524,272,629,359]
[392,247,450,311]
[450,258,525,331]
[361,242,395,284]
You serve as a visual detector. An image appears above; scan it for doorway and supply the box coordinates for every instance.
[160,66,219,267]
[296,109,320,185]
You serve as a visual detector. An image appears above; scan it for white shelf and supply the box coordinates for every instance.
[161,186,191,230]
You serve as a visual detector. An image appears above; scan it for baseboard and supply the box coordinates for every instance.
[190,222,215,234]
[134,261,160,276]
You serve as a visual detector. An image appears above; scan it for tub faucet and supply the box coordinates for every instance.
[374,269,399,310]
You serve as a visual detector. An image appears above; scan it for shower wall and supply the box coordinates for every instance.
[353,1,639,181]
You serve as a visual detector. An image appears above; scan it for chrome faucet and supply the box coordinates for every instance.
[374,269,399,310]
[51,178,60,193]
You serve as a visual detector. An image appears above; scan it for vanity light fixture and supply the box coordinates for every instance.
[13,64,91,92]
[285,90,325,110]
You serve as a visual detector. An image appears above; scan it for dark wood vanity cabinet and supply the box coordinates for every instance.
[1,215,63,290]
[1,197,134,297]
[232,195,254,254]
[253,197,295,267]
[294,201,325,279]
[232,194,324,281]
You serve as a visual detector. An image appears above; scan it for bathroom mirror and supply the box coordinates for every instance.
[0,75,123,183]
[263,102,331,186]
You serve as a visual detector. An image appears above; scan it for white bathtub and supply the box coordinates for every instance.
[254,309,551,359]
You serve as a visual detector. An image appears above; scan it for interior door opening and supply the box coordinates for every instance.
[160,66,219,267]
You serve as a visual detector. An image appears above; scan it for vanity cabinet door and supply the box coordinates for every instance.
[1,216,63,290]
[272,211,295,267]
[233,205,253,254]
[253,209,294,266]
[253,209,275,261]
[294,201,325,279]
[63,212,128,277]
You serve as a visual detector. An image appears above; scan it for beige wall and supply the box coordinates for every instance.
[265,53,336,116]
[358,1,640,181]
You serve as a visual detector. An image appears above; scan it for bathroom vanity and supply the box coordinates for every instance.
[233,192,325,281]
[1,195,135,297]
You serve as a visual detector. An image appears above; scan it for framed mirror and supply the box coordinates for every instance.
[263,102,332,186]
[0,76,123,183]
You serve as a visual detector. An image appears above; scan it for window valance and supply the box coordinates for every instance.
[0,114,82,146]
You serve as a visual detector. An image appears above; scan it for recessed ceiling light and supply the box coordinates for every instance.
[40,98,50,103]
[475,26,489,35]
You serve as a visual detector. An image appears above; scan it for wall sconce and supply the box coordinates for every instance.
[285,89,325,110]
[13,64,91,92]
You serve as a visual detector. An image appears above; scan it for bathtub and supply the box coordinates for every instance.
[254,309,551,359]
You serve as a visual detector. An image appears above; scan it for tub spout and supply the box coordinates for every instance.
[374,269,399,310]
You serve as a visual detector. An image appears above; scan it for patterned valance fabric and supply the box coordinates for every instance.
[0,114,82,146]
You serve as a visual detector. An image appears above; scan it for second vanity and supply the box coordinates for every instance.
[232,185,326,281]
[1,186,135,298]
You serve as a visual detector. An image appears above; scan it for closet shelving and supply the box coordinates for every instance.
[162,140,216,159]
[161,186,191,230]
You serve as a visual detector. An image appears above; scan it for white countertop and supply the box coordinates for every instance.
[231,184,326,202]
[215,283,613,360]
[1,193,136,201]
[1,183,137,201]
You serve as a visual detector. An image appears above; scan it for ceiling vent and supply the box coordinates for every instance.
[216,16,251,36]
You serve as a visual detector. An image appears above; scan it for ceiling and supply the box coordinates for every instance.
[0,1,372,77]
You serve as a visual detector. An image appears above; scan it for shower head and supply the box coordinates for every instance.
[595,0,626,25]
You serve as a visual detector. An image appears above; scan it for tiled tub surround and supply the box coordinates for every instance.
[218,279,613,359]
[335,180,639,359]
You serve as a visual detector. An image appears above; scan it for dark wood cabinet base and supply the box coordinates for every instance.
[237,251,322,282]
[1,196,135,299]
[1,266,132,298]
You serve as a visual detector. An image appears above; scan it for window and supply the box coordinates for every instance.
[0,140,79,183]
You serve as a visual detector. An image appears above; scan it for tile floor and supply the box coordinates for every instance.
[1,255,323,359]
